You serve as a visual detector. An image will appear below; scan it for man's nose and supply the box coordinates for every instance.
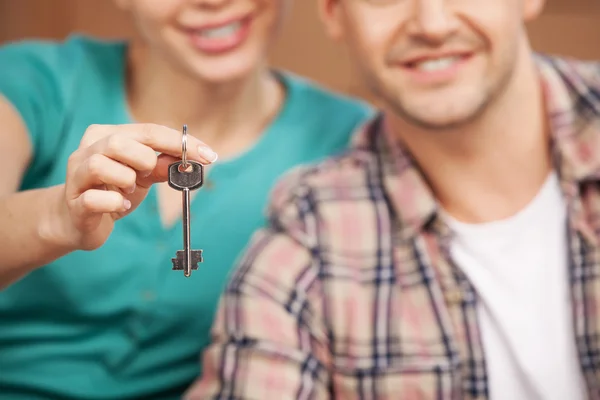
[405,0,459,44]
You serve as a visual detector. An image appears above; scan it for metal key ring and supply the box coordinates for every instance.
[181,124,188,168]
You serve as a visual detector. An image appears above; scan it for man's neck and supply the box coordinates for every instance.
[125,41,283,157]
[389,50,552,224]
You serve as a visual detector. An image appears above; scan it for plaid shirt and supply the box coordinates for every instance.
[186,55,600,399]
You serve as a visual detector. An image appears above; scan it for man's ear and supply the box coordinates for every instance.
[317,0,344,41]
[523,0,546,22]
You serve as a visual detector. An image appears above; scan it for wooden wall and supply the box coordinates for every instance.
[1,0,599,103]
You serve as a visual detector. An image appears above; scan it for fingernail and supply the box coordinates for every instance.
[123,199,132,210]
[141,171,152,178]
[198,146,218,163]
[127,183,136,194]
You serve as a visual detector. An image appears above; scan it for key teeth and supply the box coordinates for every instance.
[171,250,203,271]
[170,260,200,271]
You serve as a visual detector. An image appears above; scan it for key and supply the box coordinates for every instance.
[168,160,204,277]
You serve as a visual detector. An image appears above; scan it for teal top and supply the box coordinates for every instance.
[0,35,373,399]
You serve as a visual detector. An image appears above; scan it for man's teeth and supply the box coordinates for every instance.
[414,56,461,72]
[198,21,242,39]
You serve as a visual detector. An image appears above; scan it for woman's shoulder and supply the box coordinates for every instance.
[0,35,128,185]
[276,71,375,134]
[280,71,373,115]
[0,34,126,88]
[267,71,376,155]
[0,34,125,59]
[0,34,127,125]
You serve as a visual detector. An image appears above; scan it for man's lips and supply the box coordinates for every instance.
[398,51,474,68]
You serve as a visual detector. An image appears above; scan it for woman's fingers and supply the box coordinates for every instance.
[71,154,138,196]
[80,123,218,164]
[136,153,180,188]
[74,189,131,215]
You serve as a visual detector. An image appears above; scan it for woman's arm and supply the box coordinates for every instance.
[0,95,76,289]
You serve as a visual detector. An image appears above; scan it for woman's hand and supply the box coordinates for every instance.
[59,123,218,251]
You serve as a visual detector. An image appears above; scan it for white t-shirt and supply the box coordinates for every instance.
[444,173,586,400]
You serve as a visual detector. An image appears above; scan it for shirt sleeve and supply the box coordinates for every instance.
[0,40,69,180]
[185,169,332,400]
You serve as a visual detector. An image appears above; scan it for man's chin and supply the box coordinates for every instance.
[386,93,489,131]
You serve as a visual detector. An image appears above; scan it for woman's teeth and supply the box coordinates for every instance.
[197,21,242,39]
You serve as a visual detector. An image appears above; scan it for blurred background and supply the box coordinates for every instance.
[1,0,599,105]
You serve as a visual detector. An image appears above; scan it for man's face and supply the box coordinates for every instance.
[320,0,545,130]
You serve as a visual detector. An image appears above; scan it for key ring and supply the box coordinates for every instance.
[181,124,188,169]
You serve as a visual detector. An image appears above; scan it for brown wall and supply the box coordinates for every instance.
[1,0,599,104]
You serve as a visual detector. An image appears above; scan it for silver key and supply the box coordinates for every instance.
[168,160,204,277]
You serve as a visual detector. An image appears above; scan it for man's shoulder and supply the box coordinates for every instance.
[268,128,380,216]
